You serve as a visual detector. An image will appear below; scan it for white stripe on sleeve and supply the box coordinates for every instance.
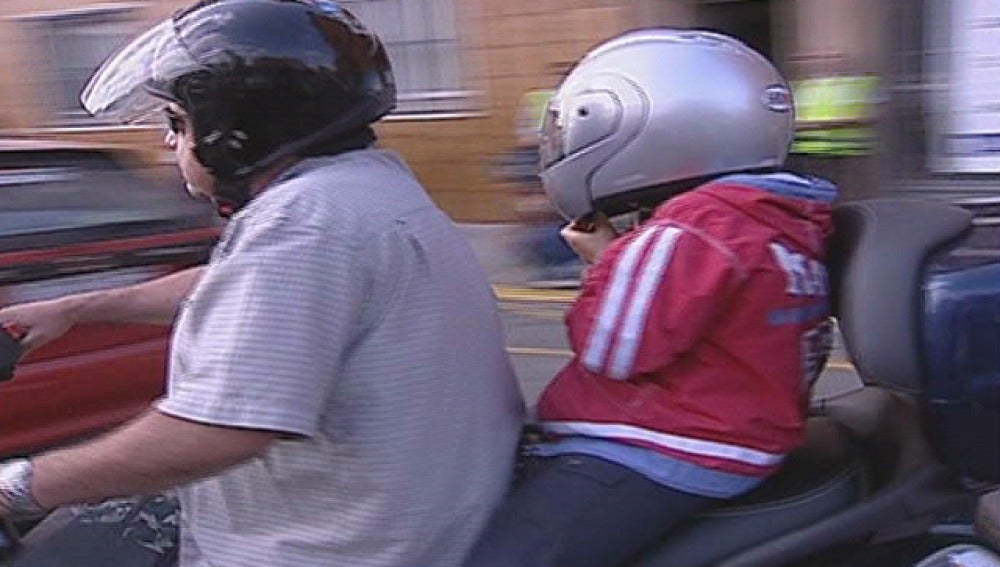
[582,226,662,374]
[607,227,682,379]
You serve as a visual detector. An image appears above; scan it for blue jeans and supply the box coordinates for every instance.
[463,455,717,567]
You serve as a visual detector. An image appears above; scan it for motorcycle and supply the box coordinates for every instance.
[1,197,999,566]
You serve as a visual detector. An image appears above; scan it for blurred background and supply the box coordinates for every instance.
[0,0,995,224]
[0,0,994,465]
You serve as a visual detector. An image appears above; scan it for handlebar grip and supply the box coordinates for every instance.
[0,325,24,383]
[0,518,20,562]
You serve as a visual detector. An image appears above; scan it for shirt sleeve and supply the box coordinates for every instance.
[568,225,742,381]
[157,212,371,437]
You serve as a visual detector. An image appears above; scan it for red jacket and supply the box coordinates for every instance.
[537,175,835,477]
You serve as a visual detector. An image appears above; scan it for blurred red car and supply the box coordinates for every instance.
[0,140,219,457]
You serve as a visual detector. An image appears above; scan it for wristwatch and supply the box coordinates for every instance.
[0,459,45,518]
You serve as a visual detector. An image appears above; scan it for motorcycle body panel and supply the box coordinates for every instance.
[923,202,1000,482]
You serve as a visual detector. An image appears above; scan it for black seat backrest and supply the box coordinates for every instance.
[829,199,972,393]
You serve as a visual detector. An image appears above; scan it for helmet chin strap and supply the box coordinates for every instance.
[211,179,251,219]
[180,180,236,219]
[215,200,238,219]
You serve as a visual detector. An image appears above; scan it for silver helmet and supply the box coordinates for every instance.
[540,29,795,219]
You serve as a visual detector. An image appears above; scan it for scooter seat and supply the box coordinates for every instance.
[633,416,865,567]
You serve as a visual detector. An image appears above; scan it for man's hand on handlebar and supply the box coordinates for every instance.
[0,297,79,355]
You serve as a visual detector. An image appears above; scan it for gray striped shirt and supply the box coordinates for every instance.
[158,149,524,567]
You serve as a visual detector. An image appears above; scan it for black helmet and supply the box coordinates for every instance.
[82,0,396,206]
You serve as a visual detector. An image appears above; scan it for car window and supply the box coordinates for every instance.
[0,148,219,251]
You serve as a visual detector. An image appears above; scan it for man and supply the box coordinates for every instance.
[0,1,523,566]
[464,29,836,567]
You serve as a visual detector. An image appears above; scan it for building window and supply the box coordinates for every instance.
[20,1,472,125]
[21,5,143,124]
[922,0,1000,175]
[891,0,1000,175]
[340,0,475,117]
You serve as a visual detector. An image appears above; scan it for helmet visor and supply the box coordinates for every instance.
[539,97,565,168]
[80,18,199,123]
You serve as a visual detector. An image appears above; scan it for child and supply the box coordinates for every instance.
[464,28,837,567]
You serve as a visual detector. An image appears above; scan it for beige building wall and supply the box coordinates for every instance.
[0,0,657,221]
[772,0,888,200]
[0,0,708,221]
[382,0,635,221]
[0,0,887,218]
[775,0,886,75]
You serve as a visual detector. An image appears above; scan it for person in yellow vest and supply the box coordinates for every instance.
[785,69,882,201]
[790,74,880,156]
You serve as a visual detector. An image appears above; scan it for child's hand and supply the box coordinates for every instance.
[560,212,617,264]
